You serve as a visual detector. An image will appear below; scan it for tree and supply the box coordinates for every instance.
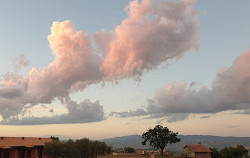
[235,145,249,158]
[64,139,78,158]
[44,138,112,158]
[220,145,248,158]
[44,140,64,158]
[209,148,221,158]
[142,125,180,155]
[50,136,59,141]
[142,125,180,156]
[124,147,135,153]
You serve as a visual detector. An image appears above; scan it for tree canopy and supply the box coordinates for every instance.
[210,145,249,158]
[50,136,59,141]
[220,145,248,158]
[141,125,180,155]
[124,147,136,153]
[210,147,220,158]
[44,138,112,158]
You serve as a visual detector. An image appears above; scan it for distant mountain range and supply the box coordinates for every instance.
[101,135,250,153]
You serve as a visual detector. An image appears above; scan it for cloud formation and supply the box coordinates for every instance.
[111,50,250,122]
[148,50,250,115]
[1,98,104,125]
[95,0,199,80]
[0,0,199,125]
[109,109,148,118]
[0,21,102,121]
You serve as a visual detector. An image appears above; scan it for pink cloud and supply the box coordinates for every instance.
[0,21,103,119]
[110,50,250,122]
[147,50,250,116]
[96,0,199,80]
[26,21,102,103]
[0,0,200,124]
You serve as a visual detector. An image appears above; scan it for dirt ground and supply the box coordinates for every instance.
[98,154,172,158]
[98,155,149,158]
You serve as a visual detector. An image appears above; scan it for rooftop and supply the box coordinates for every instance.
[0,137,51,149]
[184,144,212,153]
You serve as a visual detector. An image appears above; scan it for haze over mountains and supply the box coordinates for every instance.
[101,135,250,153]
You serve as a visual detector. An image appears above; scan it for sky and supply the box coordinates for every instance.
[0,0,250,140]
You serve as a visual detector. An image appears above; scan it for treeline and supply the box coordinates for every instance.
[210,145,249,158]
[44,137,112,158]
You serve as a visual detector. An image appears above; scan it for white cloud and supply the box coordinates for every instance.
[0,0,199,125]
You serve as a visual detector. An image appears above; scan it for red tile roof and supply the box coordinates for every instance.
[184,145,212,153]
[0,137,52,149]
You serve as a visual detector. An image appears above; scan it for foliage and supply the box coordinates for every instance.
[44,138,112,158]
[124,147,136,153]
[209,147,221,158]
[44,140,64,158]
[50,136,59,141]
[141,125,180,155]
[210,145,249,158]
[220,145,248,158]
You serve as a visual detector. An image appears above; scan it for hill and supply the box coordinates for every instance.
[101,135,250,153]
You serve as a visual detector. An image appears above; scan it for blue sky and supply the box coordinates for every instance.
[0,0,250,139]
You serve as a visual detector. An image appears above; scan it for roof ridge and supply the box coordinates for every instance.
[0,136,49,139]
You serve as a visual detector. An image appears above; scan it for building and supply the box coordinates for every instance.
[184,144,212,158]
[0,137,52,158]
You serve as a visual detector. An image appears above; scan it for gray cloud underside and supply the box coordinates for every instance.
[109,109,148,118]
[200,115,212,119]
[0,99,105,125]
[147,113,188,123]
[109,109,189,123]
[0,114,103,125]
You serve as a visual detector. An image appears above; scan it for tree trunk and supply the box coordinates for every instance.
[160,148,164,156]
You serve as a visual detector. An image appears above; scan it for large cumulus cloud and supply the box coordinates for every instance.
[0,21,103,122]
[0,0,199,125]
[95,0,199,80]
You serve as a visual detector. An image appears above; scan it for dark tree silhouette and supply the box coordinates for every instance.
[220,145,248,158]
[124,147,135,153]
[141,125,180,156]
[50,136,59,141]
[44,138,112,158]
[44,140,64,158]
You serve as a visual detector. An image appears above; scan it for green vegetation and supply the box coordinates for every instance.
[44,138,112,158]
[124,147,135,153]
[50,136,59,141]
[210,147,220,158]
[210,145,249,158]
[141,125,180,156]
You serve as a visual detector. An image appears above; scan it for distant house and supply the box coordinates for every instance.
[0,137,52,158]
[184,144,212,158]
